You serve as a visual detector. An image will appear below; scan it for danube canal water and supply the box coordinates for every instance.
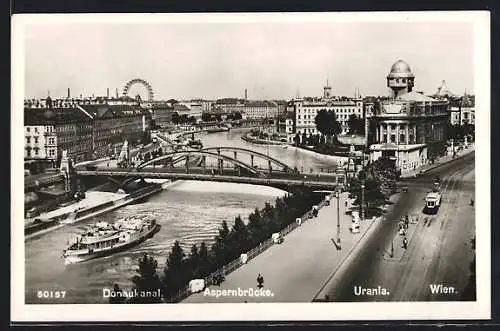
[25,128,341,304]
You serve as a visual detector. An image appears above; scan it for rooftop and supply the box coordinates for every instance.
[173,104,191,112]
[387,59,415,78]
[24,107,92,125]
[396,91,437,102]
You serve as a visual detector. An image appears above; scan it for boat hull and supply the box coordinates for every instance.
[63,224,161,264]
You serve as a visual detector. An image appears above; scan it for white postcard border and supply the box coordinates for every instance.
[11,11,491,322]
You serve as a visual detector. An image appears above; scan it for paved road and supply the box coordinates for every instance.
[326,151,475,302]
[182,192,382,303]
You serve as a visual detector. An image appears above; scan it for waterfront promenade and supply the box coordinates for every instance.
[24,191,121,226]
[183,191,382,303]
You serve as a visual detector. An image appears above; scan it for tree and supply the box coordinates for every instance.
[201,112,213,122]
[227,216,250,260]
[141,130,151,145]
[233,112,242,120]
[314,109,341,143]
[215,114,222,122]
[347,114,356,134]
[247,208,265,246]
[129,253,163,303]
[301,132,307,146]
[347,157,397,217]
[162,241,189,299]
[211,220,231,267]
[348,114,364,135]
[293,133,300,146]
[187,244,201,279]
[188,116,197,125]
[315,109,330,137]
[197,241,212,278]
[171,112,180,125]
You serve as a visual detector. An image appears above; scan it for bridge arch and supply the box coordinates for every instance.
[201,146,295,172]
[136,150,262,176]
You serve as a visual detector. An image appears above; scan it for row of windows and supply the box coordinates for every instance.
[381,134,414,144]
[25,148,56,157]
[26,136,56,145]
[26,126,54,133]
[388,77,412,84]
[297,107,362,114]
[297,120,349,126]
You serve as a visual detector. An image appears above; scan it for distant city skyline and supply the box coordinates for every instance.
[20,14,475,100]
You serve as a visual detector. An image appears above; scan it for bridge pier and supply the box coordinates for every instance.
[250,155,254,168]
[202,156,206,174]
[185,155,189,173]
[234,151,238,171]
[268,160,272,174]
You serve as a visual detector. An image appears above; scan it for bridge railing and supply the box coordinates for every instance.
[166,193,332,303]
[24,173,65,188]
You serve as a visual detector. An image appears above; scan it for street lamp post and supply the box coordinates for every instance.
[361,182,365,222]
[336,190,341,250]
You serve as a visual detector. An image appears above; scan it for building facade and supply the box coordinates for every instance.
[243,101,279,119]
[24,98,94,163]
[369,60,450,174]
[80,104,151,159]
[285,82,364,143]
[450,93,475,126]
[151,104,175,128]
[24,96,151,163]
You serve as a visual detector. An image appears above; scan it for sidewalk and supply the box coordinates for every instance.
[400,144,475,179]
[182,192,380,303]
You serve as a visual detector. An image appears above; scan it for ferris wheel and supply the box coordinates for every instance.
[122,78,155,101]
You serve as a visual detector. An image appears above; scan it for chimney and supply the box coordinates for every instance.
[116,88,119,98]
[67,88,70,98]
[245,88,248,101]
[107,88,110,98]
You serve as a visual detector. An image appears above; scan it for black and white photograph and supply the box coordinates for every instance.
[11,12,490,321]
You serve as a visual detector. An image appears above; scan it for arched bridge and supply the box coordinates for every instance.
[200,146,295,173]
[137,150,263,175]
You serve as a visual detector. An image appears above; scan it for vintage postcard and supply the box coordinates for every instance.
[11,11,490,322]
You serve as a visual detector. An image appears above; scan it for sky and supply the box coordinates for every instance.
[20,15,476,100]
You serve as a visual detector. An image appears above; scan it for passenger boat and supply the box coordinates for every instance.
[206,126,230,134]
[62,214,160,264]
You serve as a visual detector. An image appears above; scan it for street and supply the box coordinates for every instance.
[182,190,382,303]
[326,151,475,302]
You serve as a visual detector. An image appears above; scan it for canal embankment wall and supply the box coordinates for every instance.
[24,181,178,241]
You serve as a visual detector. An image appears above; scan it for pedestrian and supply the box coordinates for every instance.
[345,201,348,207]
[257,274,264,288]
[402,237,408,249]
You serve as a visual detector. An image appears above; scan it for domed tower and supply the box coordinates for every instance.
[387,59,415,98]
